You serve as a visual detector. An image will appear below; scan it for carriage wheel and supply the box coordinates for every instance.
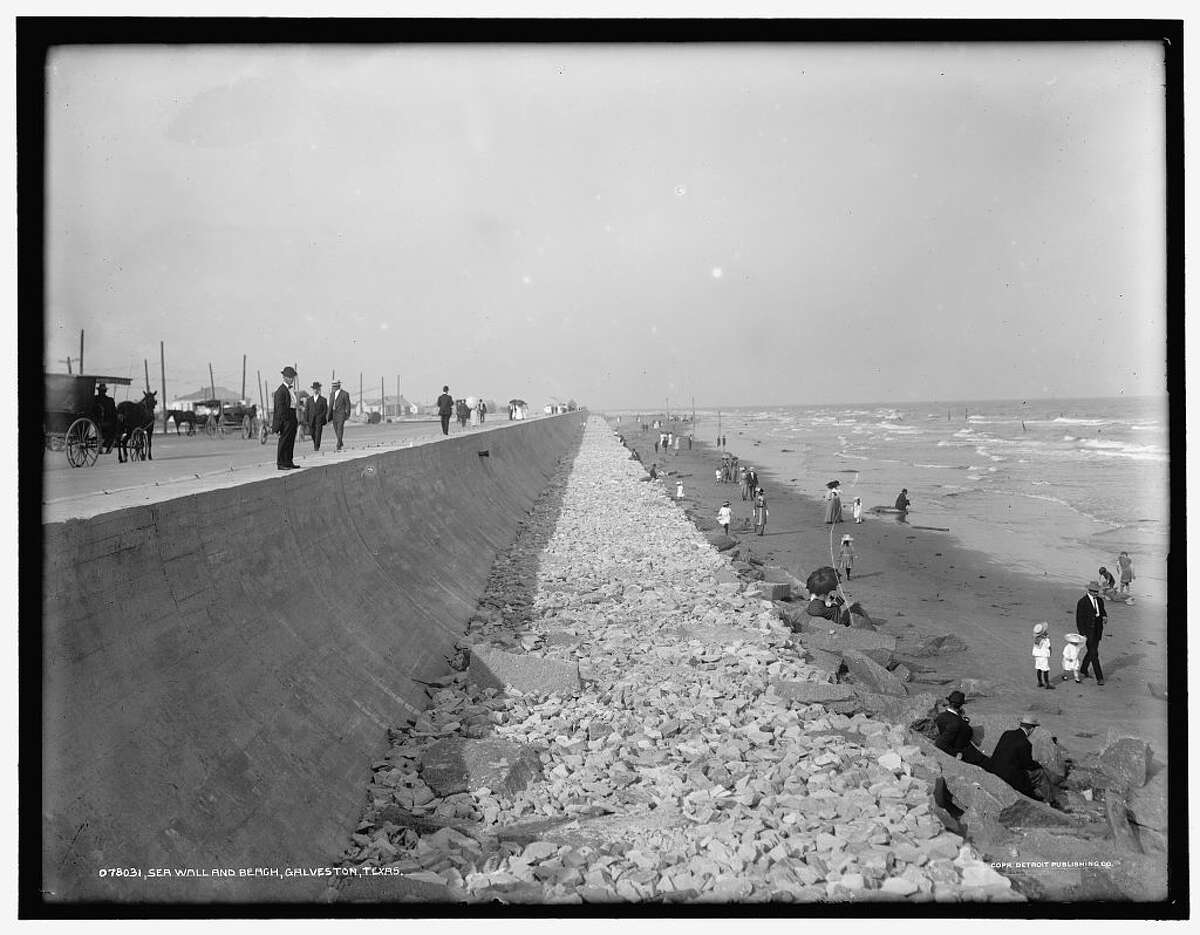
[66,418,100,468]
[204,415,217,437]
[259,420,269,445]
[241,414,253,439]
[128,427,148,462]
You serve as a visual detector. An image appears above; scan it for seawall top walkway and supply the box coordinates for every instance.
[41,416,531,524]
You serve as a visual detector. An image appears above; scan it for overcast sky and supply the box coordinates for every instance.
[44,41,1166,409]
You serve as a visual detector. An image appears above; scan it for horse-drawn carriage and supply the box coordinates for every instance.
[44,373,156,466]
[172,399,258,439]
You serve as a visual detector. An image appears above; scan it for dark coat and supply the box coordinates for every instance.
[329,389,351,422]
[272,382,297,434]
[307,394,328,429]
[934,709,974,756]
[990,727,1041,797]
[1075,593,1107,640]
[92,393,117,427]
[437,393,454,416]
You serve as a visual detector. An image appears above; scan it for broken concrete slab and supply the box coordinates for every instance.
[841,649,908,697]
[469,645,582,697]
[800,648,844,676]
[770,679,856,705]
[801,627,897,656]
[706,532,738,551]
[904,633,969,657]
[837,690,937,729]
[748,581,792,602]
[420,737,543,797]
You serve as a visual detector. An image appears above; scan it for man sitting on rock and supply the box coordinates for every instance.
[933,690,992,769]
[990,712,1067,810]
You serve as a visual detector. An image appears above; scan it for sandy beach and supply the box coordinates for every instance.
[610,416,1170,768]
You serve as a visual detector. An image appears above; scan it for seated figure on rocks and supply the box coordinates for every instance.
[933,690,992,769]
[804,566,871,628]
[990,712,1067,810]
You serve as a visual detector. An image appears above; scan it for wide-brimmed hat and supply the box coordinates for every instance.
[311,381,321,389]
[826,480,841,489]
[281,366,297,378]
[1064,632,1086,644]
[1086,580,1101,593]
[1019,712,1041,727]
[723,500,730,506]
[1033,622,1048,636]
[947,690,966,706]
[841,534,853,542]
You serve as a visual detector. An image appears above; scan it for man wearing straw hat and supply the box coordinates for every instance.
[1075,580,1108,686]
[990,713,1065,809]
[328,379,351,451]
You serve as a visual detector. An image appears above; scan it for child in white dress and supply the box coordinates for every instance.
[1061,633,1084,684]
[1033,622,1055,689]
[852,497,864,523]
[717,501,732,535]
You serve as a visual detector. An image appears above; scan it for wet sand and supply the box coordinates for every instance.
[610,418,1169,768]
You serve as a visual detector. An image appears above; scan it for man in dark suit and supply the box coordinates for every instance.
[990,713,1064,808]
[272,366,300,470]
[92,382,118,454]
[933,691,992,769]
[437,385,454,435]
[307,381,328,451]
[328,379,351,450]
[1075,579,1107,685]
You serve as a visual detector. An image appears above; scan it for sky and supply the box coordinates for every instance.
[42,40,1168,409]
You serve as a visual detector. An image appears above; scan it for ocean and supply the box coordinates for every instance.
[625,397,1171,602]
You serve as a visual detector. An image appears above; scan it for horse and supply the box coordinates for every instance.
[116,390,157,462]
[166,409,197,435]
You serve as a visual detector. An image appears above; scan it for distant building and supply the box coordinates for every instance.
[168,385,247,412]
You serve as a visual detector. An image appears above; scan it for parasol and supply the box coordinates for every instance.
[806,566,840,597]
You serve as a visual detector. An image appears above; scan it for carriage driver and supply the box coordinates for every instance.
[92,382,118,454]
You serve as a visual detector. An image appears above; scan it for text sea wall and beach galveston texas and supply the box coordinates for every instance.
[41,411,587,902]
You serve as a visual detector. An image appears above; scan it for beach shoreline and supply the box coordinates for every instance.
[610,416,1168,766]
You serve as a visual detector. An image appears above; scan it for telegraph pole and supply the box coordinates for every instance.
[79,330,85,374]
[241,354,247,401]
[160,341,167,431]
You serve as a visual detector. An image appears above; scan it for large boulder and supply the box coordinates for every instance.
[1097,736,1152,791]
[903,633,970,657]
[707,532,738,551]
[801,627,897,656]
[420,737,543,797]
[469,646,581,697]
[748,581,792,602]
[1125,770,1167,833]
[841,649,907,697]
[834,690,937,729]
[800,648,844,677]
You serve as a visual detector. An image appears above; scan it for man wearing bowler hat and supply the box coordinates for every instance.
[1075,579,1108,686]
[990,713,1065,809]
[272,366,301,470]
[933,690,991,769]
[328,379,351,451]
[307,381,328,452]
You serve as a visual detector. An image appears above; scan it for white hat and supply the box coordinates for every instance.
[1033,622,1048,636]
[1064,632,1086,644]
[841,534,853,542]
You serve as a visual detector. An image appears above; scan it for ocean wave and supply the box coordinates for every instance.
[913,462,961,469]
[837,452,871,461]
[1130,423,1161,431]
[1051,417,1108,425]
[952,428,976,438]
[1079,439,1164,455]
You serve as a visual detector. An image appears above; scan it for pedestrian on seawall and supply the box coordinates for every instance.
[272,366,300,470]
[436,386,454,436]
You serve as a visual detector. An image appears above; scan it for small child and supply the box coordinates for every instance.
[852,497,864,524]
[753,487,768,536]
[714,467,722,485]
[836,534,856,579]
[717,501,732,535]
[675,480,684,500]
[1033,622,1055,689]
[1061,632,1084,684]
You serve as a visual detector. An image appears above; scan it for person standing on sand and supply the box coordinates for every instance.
[836,534,856,579]
[746,467,758,500]
[676,479,685,500]
[738,465,749,499]
[852,497,864,523]
[1117,552,1135,594]
[272,366,300,470]
[1098,566,1117,596]
[717,501,732,535]
[1061,632,1084,684]
[648,463,658,480]
[895,488,912,511]
[934,691,992,769]
[1075,580,1107,686]
[1032,622,1055,690]
[753,487,768,536]
[436,386,454,435]
[824,481,844,524]
[687,433,693,450]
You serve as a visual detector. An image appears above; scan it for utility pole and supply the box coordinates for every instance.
[257,369,264,422]
[144,359,150,393]
[718,409,722,446]
[666,396,670,422]
[380,376,385,420]
[60,356,74,374]
[160,341,167,432]
[208,363,216,402]
[396,375,400,414]
[241,354,246,401]
[359,372,363,416]
[79,330,84,374]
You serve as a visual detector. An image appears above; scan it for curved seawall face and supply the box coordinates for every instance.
[41,412,586,903]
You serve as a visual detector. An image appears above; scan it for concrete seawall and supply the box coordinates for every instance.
[41,412,586,903]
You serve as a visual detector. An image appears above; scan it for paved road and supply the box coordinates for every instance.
[42,416,525,523]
